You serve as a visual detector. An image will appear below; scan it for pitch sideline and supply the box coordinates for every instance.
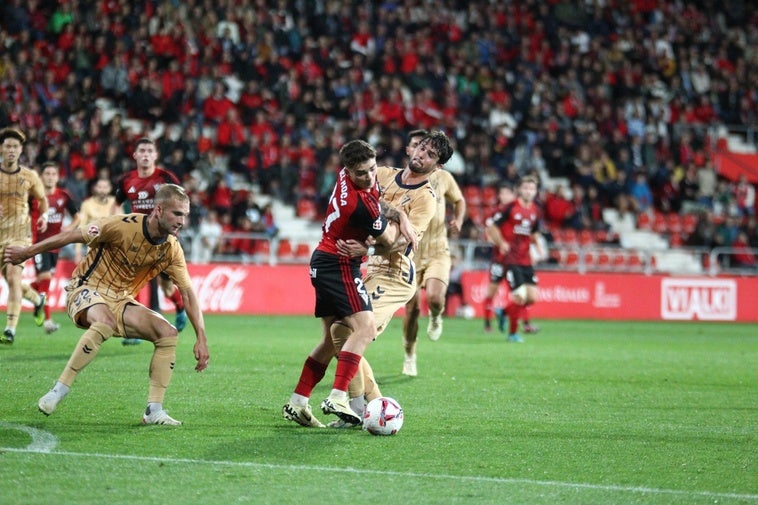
[0,434,755,502]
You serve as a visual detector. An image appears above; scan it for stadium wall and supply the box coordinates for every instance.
[4,261,756,322]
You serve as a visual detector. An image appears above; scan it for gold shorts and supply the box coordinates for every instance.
[415,250,451,288]
[364,265,416,336]
[65,283,139,338]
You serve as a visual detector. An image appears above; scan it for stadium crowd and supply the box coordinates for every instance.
[0,0,756,259]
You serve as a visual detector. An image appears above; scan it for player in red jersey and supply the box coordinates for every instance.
[483,175,544,342]
[282,139,416,428]
[31,162,80,333]
[115,138,186,342]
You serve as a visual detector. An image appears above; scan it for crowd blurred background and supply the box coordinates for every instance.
[1,0,756,264]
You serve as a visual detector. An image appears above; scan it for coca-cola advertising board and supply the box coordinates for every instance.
[3,261,756,321]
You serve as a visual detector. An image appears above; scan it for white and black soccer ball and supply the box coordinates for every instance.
[363,397,404,436]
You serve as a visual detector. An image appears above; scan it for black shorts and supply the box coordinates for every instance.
[160,271,171,281]
[489,263,537,290]
[34,251,58,275]
[310,250,372,319]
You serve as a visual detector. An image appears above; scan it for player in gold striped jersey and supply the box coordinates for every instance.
[0,127,49,344]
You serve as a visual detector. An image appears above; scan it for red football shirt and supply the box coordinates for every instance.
[491,199,541,266]
[115,168,180,214]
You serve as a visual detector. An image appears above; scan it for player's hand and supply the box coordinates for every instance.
[3,245,29,265]
[448,219,461,238]
[194,340,210,372]
[37,216,48,234]
[398,213,418,252]
[499,242,510,255]
[336,239,366,258]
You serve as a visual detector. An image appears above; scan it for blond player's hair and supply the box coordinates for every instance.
[155,184,188,206]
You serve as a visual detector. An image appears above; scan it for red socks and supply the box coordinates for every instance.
[38,278,51,320]
[169,288,185,311]
[294,356,328,397]
[332,351,362,392]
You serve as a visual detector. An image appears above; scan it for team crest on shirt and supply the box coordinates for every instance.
[373,217,383,230]
[87,224,100,237]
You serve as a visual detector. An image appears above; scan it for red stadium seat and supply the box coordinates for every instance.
[464,186,482,206]
[637,212,651,230]
[666,213,683,234]
[627,252,643,269]
[564,251,580,267]
[682,213,697,235]
[652,212,667,234]
[276,239,293,258]
[481,185,498,207]
[669,232,683,247]
[595,250,611,268]
[579,229,594,246]
[560,228,578,246]
[295,243,311,259]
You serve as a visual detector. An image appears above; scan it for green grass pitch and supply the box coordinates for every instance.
[1,314,755,504]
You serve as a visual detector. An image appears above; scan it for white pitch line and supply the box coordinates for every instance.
[1,445,756,501]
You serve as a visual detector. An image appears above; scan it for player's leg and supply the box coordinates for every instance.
[401,289,421,376]
[122,302,183,425]
[522,284,540,333]
[283,317,336,428]
[321,309,376,424]
[483,280,499,332]
[160,273,187,332]
[32,252,56,330]
[1,262,24,343]
[38,303,116,415]
[425,277,448,341]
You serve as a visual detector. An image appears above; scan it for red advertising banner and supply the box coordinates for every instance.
[4,261,756,322]
[461,270,758,322]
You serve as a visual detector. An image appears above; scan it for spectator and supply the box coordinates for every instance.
[629,172,654,213]
[192,209,223,264]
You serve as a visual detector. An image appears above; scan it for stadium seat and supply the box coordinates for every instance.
[579,229,594,246]
[464,186,482,206]
[595,250,611,269]
[637,212,651,230]
[652,212,667,234]
[276,239,293,258]
[560,228,578,246]
[626,252,643,269]
[611,251,626,268]
[481,185,498,207]
[666,213,683,234]
[669,232,683,247]
[294,243,311,259]
[593,229,608,243]
[564,251,580,267]
[682,213,697,235]
[296,198,318,220]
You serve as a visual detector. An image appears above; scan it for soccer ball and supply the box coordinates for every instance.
[363,397,404,436]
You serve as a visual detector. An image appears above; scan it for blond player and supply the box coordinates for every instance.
[0,127,49,344]
[5,184,210,425]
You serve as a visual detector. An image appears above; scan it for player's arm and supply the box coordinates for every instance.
[30,174,49,233]
[177,285,210,372]
[484,214,509,254]
[449,197,466,238]
[445,174,466,237]
[4,227,86,265]
[380,199,417,252]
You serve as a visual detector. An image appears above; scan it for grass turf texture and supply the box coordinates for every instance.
[0,315,755,504]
